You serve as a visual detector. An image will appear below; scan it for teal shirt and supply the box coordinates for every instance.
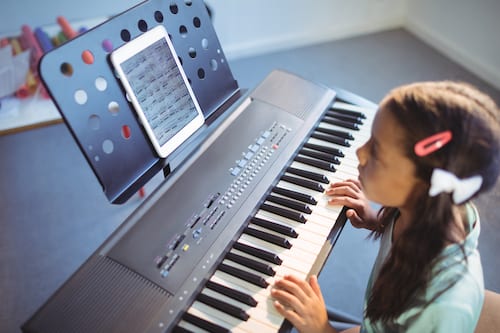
[361,204,484,333]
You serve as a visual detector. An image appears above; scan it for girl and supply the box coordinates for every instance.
[271,81,500,332]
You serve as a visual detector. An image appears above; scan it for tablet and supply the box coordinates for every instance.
[110,25,204,158]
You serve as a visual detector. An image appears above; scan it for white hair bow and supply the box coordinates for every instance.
[429,168,483,204]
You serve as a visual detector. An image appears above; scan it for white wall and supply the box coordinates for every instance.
[0,0,406,54]
[1,0,499,89]
[405,0,500,90]
[207,0,406,60]
[0,0,139,35]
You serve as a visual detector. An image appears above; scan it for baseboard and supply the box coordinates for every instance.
[406,21,500,90]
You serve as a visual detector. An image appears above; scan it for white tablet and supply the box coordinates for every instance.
[110,25,204,158]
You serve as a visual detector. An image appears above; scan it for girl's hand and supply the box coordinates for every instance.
[271,275,335,333]
[325,179,378,230]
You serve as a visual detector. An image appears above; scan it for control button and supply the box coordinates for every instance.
[262,131,271,138]
[257,137,265,145]
[237,159,247,168]
[249,144,259,152]
[244,151,254,160]
[192,228,202,239]
[230,167,241,176]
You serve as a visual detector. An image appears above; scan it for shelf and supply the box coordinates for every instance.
[0,95,61,135]
[0,17,107,135]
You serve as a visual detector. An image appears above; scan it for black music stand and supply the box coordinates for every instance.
[39,0,240,203]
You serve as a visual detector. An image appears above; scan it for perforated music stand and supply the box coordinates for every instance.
[39,0,240,204]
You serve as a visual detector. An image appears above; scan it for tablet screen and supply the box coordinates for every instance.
[110,25,204,158]
[120,38,198,147]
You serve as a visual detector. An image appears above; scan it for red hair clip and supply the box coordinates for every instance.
[414,130,452,157]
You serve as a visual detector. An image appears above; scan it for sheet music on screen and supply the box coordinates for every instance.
[121,38,198,146]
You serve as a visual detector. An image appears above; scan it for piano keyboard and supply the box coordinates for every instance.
[174,101,375,333]
[22,71,377,333]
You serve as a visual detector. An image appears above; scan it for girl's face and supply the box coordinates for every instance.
[356,105,420,209]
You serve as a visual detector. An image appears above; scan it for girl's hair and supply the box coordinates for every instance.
[365,81,500,322]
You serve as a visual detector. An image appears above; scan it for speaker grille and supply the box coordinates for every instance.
[23,256,170,333]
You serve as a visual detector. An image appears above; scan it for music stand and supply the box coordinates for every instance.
[39,0,240,203]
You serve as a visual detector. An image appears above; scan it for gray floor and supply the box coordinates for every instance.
[1,28,499,333]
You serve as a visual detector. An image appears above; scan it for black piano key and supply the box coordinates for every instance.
[172,324,194,333]
[260,203,307,224]
[218,263,269,288]
[325,110,364,124]
[250,216,298,238]
[281,174,324,192]
[205,280,258,307]
[243,226,293,249]
[266,194,312,214]
[272,186,317,205]
[299,148,340,164]
[314,126,354,140]
[233,242,283,265]
[329,105,367,119]
[294,155,336,172]
[183,312,231,333]
[303,142,344,158]
[311,132,351,147]
[226,252,276,276]
[197,293,250,321]
[323,116,360,130]
[287,166,329,184]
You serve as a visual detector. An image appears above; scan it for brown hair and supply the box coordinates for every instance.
[365,81,500,322]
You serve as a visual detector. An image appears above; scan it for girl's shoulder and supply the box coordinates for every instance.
[393,203,484,332]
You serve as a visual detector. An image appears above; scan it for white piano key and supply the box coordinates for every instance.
[252,216,326,255]
[237,234,319,275]
[290,159,357,181]
[210,271,291,330]
[221,258,300,287]
[212,264,310,311]
[245,223,300,245]
[287,162,357,189]
[189,301,279,333]
[248,220,297,241]
[230,247,309,277]
[273,181,346,221]
[306,131,367,157]
[256,208,332,238]
[258,202,332,229]
[211,271,269,303]
[269,186,343,216]
[267,191,342,227]
[228,247,310,281]
[332,101,376,113]
[316,123,369,143]
[176,319,211,333]
[307,136,362,158]
[320,110,374,132]
[202,286,284,330]
[234,237,312,276]
[263,194,338,229]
